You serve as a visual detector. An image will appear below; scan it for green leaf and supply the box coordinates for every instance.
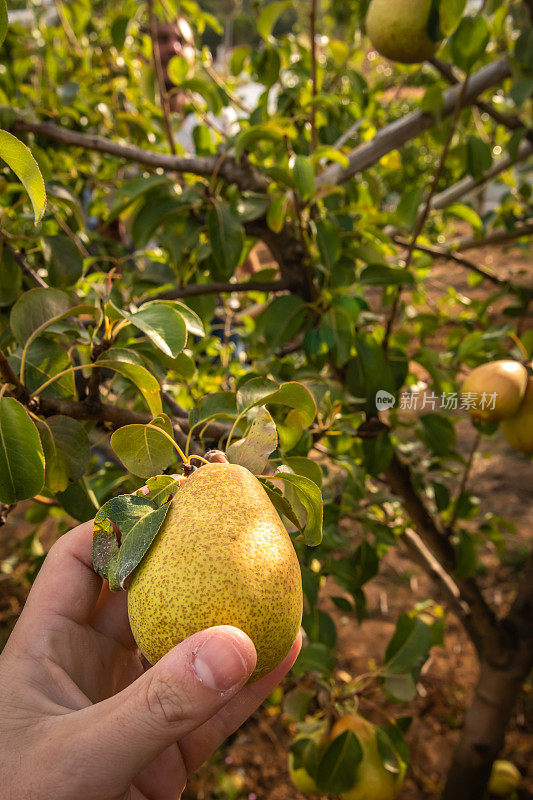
[93,494,170,590]
[272,468,323,546]
[226,406,278,474]
[292,155,315,202]
[0,0,7,47]
[292,642,335,677]
[207,202,244,280]
[0,130,46,224]
[46,183,85,231]
[42,235,84,287]
[359,265,415,286]
[166,301,205,337]
[256,295,308,349]
[167,55,190,84]
[316,731,362,794]
[56,478,98,522]
[439,0,466,35]
[260,479,304,531]
[97,351,162,416]
[131,196,183,249]
[383,614,434,700]
[445,202,482,230]
[108,175,171,222]
[396,186,424,229]
[110,414,176,478]
[449,16,490,72]
[465,135,492,181]
[233,123,285,163]
[420,413,456,456]
[9,340,75,399]
[284,456,322,487]
[346,334,396,413]
[111,14,129,49]
[257,0,292,39]
[189,391,237,429]
[0,397,45,504]
[316,218,341,272]
[302,608,337,648]
[37,415,91,493]
[237,378,317,427]
[266,193,289,233]
[116,301,187,358]
[140,474,184,506]
[10,288,71,344]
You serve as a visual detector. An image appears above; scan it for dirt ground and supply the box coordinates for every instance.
[0,241,532,799]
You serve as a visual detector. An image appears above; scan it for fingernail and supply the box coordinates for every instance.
[193,635,250,692]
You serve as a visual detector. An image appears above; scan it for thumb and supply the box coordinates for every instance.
[87,626,256,780]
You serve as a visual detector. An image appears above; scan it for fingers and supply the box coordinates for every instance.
[20,521,102,627]
[179,633,302,773]
[89,582,137,650]
[80,626,256,786]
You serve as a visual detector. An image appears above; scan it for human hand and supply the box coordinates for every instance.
[0,520,301,800]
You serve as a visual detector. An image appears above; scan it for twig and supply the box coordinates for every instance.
[146,0,176,155]
[384,69,473,349]
[3,242,47,288]
[401,528,471,626]
[317,58,512,187]
[203,64,252,114]
[391,236,518,290]
[154,277,291,301]
[430,140,533,212]
[430,57,533,142]
[309,0,319,152]
[454,223,533,252]
[448,432,481,532]
[384,450,501,656]
[162,391,189,418]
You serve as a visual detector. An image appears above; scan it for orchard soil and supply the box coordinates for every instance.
[0,242,532,799]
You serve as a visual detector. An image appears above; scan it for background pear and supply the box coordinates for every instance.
[288,725,329,796]
[332,714,404,800]
[461,360,528,423]
[365,0,439,64]
[500,377,533,454]
[128,462,303,681]
[488,759,521,796]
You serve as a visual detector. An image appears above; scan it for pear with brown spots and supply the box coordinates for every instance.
[128,462,303,681]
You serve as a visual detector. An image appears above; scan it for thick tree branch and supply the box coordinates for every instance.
[10,118,268,193]
[454,222,533,252]
[155,277,291,301]
[317,58,512,187]
[430,139,533,212]
[430,57,533,142]
[385,450,502,657]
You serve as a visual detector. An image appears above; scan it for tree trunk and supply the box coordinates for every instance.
[442,641,532,800]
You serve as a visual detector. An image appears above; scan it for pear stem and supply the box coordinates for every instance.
[509,333,530,362]
[145,423,190,466]
[189,455,210,465]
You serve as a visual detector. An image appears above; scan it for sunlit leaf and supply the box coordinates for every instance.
[0,130,46,223]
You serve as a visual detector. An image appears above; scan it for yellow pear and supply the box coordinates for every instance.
[488,759,521,796]
[332,715,404,800]
[461,360,528,423]
[128,462,303,681]
[365,0,439,64]
[501,377,533,454]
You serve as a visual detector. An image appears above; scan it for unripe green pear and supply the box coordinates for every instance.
[365,0,439,64]
[288,726,328,796]
[128,462,303,681]
[488,759,521,796]
[461,360,528,423]
[332,715,404,800]
[501,377,533,454]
